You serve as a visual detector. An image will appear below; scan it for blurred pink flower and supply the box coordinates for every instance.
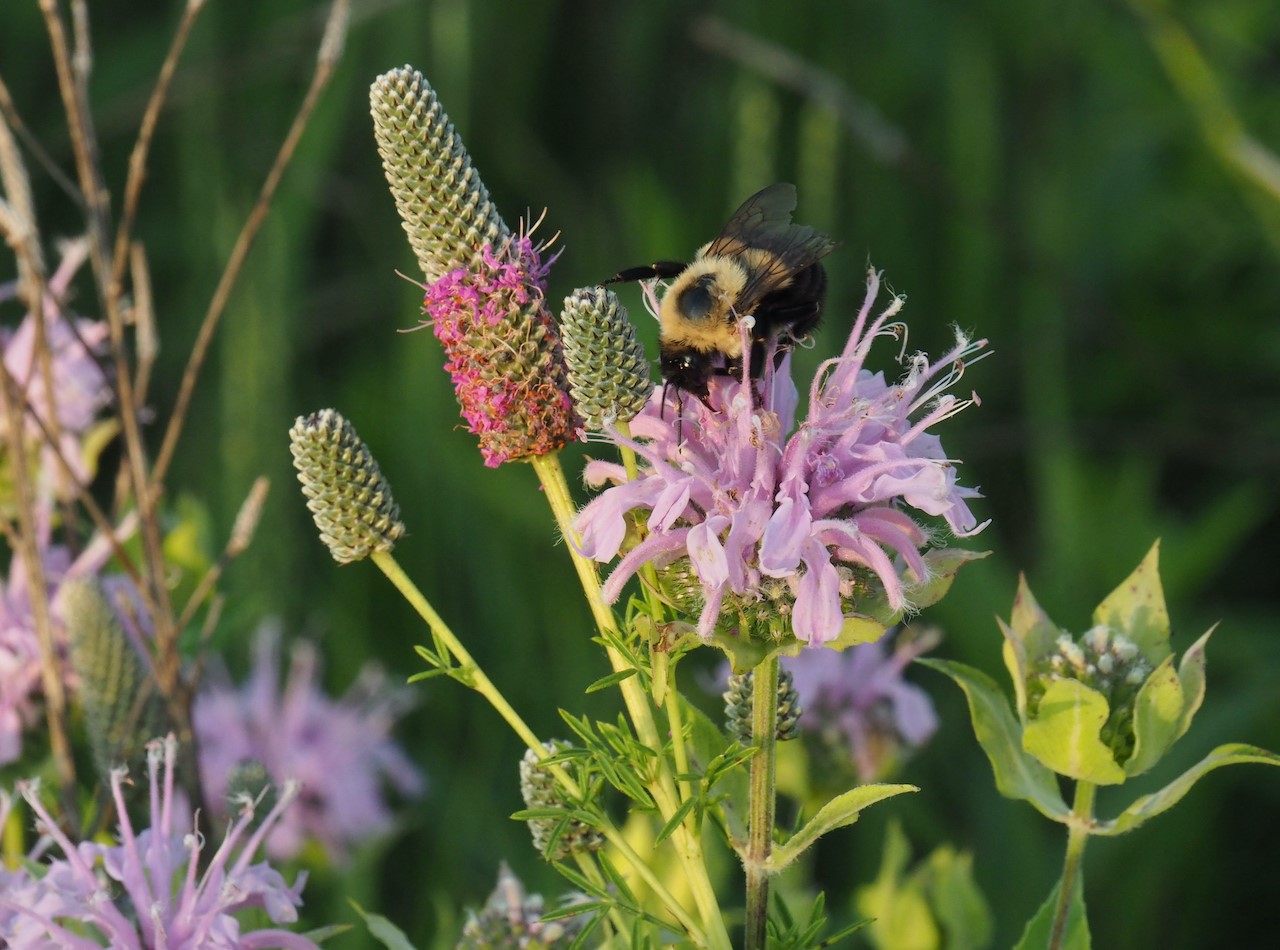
[0,521,132,765]
[576,269,988,647]
[0,735,317,949]
[193,623,425,862]
[1,238,112,497]
[783,629,940,782]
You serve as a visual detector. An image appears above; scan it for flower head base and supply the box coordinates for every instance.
[518,740,604,861]
[575,268,988,660]
[457,862,591,949]
[193,622,425,862]
[0,735,318,949]
[420,236,577,466]
[289,409,404,563]
[559,286,653,431]
[1001,542,1214,784]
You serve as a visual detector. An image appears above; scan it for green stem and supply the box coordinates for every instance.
[744,656,780,950]
[372,547,702,938]
[371,550,544,754]
[531,452,732,950]
[1049,780,1095,950]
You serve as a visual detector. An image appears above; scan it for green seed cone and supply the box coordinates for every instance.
[289,409,405,564]
[518,741,604,861]
[61,577,164,780]
[724,669,802,743]
[560,286,653,429]
[370,65,509,283]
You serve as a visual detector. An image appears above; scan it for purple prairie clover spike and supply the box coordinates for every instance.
[458,863,592,949]
[574,268,989,648]
[288,409,404,563]
[418,236,577,466]
[518,740,604,861]
[559,286,653,430]
[370,66,508,283]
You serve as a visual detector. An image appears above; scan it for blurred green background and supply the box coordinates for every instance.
[2,0,1278,947]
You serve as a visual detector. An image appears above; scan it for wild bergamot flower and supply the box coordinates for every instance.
[575,268,988,657]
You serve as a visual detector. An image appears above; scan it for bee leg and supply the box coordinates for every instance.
[602,260,687,285]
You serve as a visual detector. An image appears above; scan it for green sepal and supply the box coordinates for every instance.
[1022,678,1125,785]
[769,784,917,873]
[1173,626,1214,742]
[919,659,1069,821]
[1091,540,1169,666]
[1012,868,1091,950]
[1001,575,1065,720]
[1093,743,1280,836]
[1123,654,1182,778]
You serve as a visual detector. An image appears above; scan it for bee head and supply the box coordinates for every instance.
[660,348,713,403]
[676,273,719,323]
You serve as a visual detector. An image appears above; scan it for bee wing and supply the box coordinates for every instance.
[703,183,799,259]
[705,184,837,314]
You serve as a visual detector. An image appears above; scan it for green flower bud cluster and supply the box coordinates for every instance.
[1027,626,1151,765]
[559,287,652,430]
[289,409,404,564]
[518,741,604,861]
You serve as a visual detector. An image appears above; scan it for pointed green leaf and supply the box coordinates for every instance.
[920,659,1069,821]
[903,547,991,611]
[921,847,994,950]
[1124,655,1184,777]
[1174,626,1214,741]
[349,901,419,950]
[999,617,1031,722]
[1009,573,1061,656]
[1092,541,1169,664]
[1023,678,1126,785]
[1012,868,1091,950]
[584,668,638,694]
[770,784,917,872]
[654,795,698,845]
[1094,743,1280,836]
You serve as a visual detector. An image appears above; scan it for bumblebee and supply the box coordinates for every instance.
[605,182,836,402]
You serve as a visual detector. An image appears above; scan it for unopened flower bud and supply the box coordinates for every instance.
[518,741,603,861]
[723,669,802,743]
[60,577,164,780]
[289,409,404,563]
[560,287,652,429]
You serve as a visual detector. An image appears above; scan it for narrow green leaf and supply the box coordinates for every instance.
[770,784,917,872]
[1012,868,1091,950]
[655,795,698,845]
[550,862,610,899]
[348,901,418,950]
[540,899,611,921]
[920,659,1070,821]
[1094,743,1280,836]
[1023,678,1126,785]
[585,668,638,694]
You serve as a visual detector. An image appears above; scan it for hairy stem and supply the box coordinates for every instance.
[744,655,780,950]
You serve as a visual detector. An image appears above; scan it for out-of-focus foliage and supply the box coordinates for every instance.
[2,1,1277,947]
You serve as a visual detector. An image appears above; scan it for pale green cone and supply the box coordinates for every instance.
[370,65,509,283]
[61,577,164,780]
[289,409,405,564]
[560,286,653,429]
